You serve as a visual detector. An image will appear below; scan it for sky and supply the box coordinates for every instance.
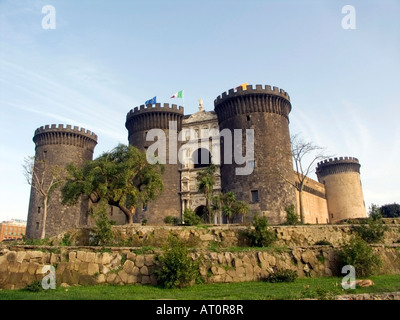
[0,0,399,222]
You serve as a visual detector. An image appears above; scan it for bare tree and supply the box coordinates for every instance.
[23,156,63,239]
[280,134,332,224]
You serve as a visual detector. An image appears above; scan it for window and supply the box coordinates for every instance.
[143,204,148,212]
[36,222,40,230]
[38,206,41,214]
[331,213,333,218]
[251,190,259,203]
[246,115,251,121]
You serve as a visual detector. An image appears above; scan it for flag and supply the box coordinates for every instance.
[145,96,156,105]
[171,90,184,98]
[235,82,248,90]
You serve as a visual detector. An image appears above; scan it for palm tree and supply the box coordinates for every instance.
[196,164,217,224]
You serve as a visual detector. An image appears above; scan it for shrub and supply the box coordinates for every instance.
[164,216,181,225]
[183,208,202,226]
[246,214,277,247]
[90,206,116,246]
[155,236,201,289]
[265,269,298,283]
[337,236,381,277]
[283,204,300,225]
[24,280,43,292]
[352,214,388,243]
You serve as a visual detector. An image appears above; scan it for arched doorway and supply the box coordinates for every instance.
[194,205,209,223]
[192,148,211,169]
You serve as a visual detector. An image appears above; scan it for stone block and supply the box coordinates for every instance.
[106,273,117,284]
[79,262,89,275]
[27,262,39,275]
[127,274,137,284]
[85,252,96,263]
[96,274,106,284]
[19,261,30,273]
[150,274,157,285]
[127,252,136,261]
[135,255,145,268]
[87,263,99,276]
[16,251,26,263]
[76,251,86,262]
[141,275,151,284]
[6,251,17,262]
[8,262,20,273]
[101,252,111,265]
[140,266,149,275]
[144,255,155,266]
[123,260,135,274]
[118,270,129,283]
[68,252,77,262]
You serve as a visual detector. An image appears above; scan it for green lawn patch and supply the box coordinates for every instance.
[1,275,400,300]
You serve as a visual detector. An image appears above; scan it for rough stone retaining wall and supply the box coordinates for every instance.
[57,221,400,248]
[1,244,400,290]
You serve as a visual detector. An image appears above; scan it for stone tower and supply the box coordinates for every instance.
[26,124,98,239]
[316,157,366,223]
[214,85,296,224]
[125,103,184,224]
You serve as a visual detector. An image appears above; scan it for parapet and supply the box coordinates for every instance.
[34,124,98,141]
[214,84,290,106]
[126,103,184,120]
[33,124,98,150]
[316,156,361,178]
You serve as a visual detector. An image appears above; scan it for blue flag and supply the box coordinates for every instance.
[145,96,156,106]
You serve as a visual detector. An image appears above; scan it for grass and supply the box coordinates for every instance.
[1,275,400,300]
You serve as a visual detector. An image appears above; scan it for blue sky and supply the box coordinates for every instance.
[1,0,399,222]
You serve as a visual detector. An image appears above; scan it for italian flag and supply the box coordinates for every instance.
[171,90,184,98]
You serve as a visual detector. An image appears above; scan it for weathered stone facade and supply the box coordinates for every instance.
[1,243,400,290]
[26,125,98,239]
[125,104,184,224]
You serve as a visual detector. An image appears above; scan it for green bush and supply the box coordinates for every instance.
[23,280,43,292]
[164,216,181,225]
[352,214,388,243]
[155,236,201,289]
[265,269,298,283]
[283,204,300,225]
[337,236,381,277]
[246,214,277,247]
[183,208,202,226]
[90,206,116,246]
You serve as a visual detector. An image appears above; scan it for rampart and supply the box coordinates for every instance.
[33,124,98,150]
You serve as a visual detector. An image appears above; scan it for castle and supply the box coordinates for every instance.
[26,84,367,238]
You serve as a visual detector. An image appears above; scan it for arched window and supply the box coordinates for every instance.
[192,148,211,168]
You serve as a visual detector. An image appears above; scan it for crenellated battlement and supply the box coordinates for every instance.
[34,124,98,140]
[316,156,361,178]
[33,124,98,150]
[214,84,290,106]
[126,103,184,119]
[126,103,184,133]
[214,84,292,123]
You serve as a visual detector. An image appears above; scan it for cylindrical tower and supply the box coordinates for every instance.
[26,124,98,239]
[316,157,366,223]
[214,84,296,224]
[125,103,184,224]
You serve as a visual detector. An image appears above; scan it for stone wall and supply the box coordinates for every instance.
[56,222,400,247]
[1,244,400,290]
